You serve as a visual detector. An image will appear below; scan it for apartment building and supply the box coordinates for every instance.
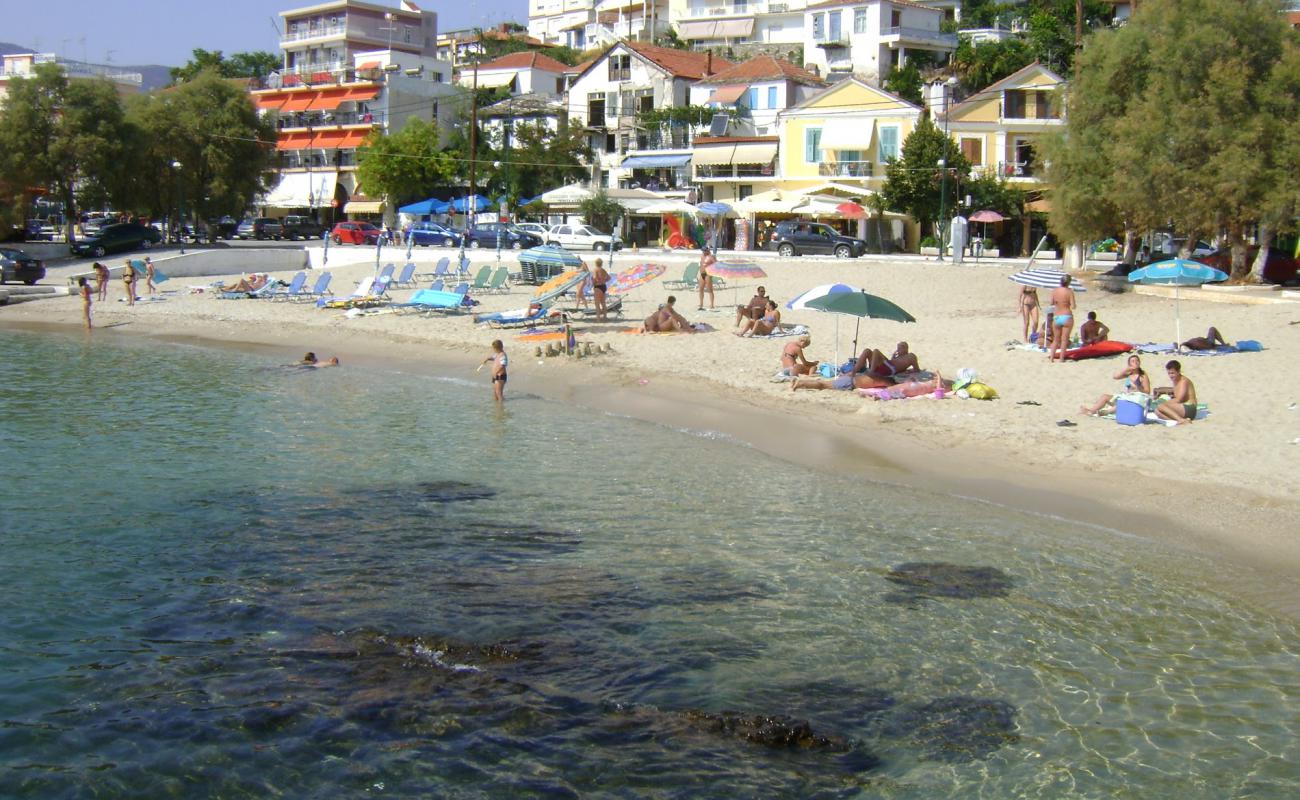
[457,51,571,96]
[0,52,142,106]
[279,0,438,79]
[567,42,729,191]
[937,62,1064,184]
[803,0,956,83]
[529,0,671,50]
[670,0,810,48]
[255,1,458,221]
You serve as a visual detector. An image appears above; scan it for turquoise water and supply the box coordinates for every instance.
[0,328,1296,798]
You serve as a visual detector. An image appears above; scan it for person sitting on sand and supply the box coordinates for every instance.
[735,300,781,337]
[221,273,269,293]
[851,341,919,377]
[1179,326,1228,352]
[1079,311,1109,345]
[1079,354,1151,416]
[780,335,818,376]
[298,352,339,368]
[1155,360,1198,425]
[640,296,693,333]
[735,286,768,328]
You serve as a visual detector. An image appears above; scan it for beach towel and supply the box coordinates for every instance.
[751,324,809,339]
[1135,343,1255,356]
[1101,404,1209,426]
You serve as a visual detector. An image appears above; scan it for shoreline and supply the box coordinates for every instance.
[7,312,1298,618]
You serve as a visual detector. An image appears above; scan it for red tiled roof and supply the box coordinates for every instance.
[694,54,826,87]
[624,41,732,79]
[806,0,935,10]
[565,59,595,74]
[475,51,572,74]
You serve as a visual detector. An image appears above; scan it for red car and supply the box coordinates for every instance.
[330,221,382,245]
[1195,246,1298,286]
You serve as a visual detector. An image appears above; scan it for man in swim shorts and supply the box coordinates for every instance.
[481,339,508,402]
[1079,311,1109,345]
[851,341,919,377]
[1155,360,1198,425]
[1179,326,1228,352]
[790,371,890,392]
[735,286,768,327]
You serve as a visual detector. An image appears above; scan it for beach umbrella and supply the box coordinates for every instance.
[533,270,586,304]
[786,283,864,365]
[518,244,582,284]
[707,260,767,280]
[1128,259,1228,343]
[836,201,867,219]
[968,209,1005,250]
[1008,267,1087,292]
[806,289,916,369]
[608,262,666,295]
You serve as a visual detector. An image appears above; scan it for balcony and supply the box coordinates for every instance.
[696,163,777,180]
[819,161,873,178]
[278,111,384,129]
[281,24,347,43]
[813,34,850,48]
[881,26,958,48]
[997,160,1037,179]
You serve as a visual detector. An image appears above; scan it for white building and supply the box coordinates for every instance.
[479,93,567,148]
[278,0,440,78]
[456,51,571,96]
[688,54,826,135]
[528,0,671,50]
[567,41,730,191]
[669,0,812,48]
[0,52,142,106]
[802,0,956,83]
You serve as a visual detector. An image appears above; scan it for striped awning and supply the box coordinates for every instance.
[344,200,385,214]
[280,92,316,112]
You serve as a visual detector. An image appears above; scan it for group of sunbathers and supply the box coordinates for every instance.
[638,295,695,333]
[1079,353,1200,424]
[783,339,947,394]
[732,287,784,337]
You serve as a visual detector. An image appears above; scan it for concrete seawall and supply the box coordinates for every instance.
[65,248,309,285]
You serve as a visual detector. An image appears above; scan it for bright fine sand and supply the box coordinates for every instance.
[8,253,1299,611]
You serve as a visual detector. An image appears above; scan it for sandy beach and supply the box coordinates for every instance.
[7,251,1299,611]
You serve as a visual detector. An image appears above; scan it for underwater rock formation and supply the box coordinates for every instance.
[884,562,1014,603]
[883,697,1019,762]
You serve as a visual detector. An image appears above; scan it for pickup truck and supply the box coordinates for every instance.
[280,215,326,241]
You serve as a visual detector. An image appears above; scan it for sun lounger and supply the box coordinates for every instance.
[217,275,278,299]
[474,303,558,328]
[316,275,377,308]
[484,267,510,294]
[392,262,417,288]
[269,271,307,302]
[377,264,396,283]
[418,257,450,283]
[467,266,493,292]
[395,288,478,314]
[565,296,624,318]
[663,262,700,290]
[301,271,332,301]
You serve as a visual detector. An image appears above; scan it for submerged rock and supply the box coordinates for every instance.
[372,481,498,504]
[883,697,1019,762]
[883,562,1014,603]
[682,710,847,750]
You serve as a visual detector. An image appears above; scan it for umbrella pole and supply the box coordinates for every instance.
[1175,285,1181,346]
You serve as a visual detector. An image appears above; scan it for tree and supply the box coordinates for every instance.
[0,63,131,241]
[171,49,280,84]
[122,71,278,229]
[1043,0,1300,280]
[356,118,458,208]
[578,190,624,233]
[881,115,971,242]
[884,63,925,104]
[477,120,590,204]
[952,37,1034,94]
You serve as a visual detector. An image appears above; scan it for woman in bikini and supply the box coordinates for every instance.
[1079,354,1152,416]
[697,246,716,311]
[144,257,157,295]
[1048,275,1076,363]
[93,262,109,302]
[735,300,780,337]
[121,260,137,307]
[1018,286,1040,343]
[592,258,610,321]
[781,334,818,376]
[78,276,93,329]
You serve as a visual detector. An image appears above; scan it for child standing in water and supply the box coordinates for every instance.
[481,339,508,402]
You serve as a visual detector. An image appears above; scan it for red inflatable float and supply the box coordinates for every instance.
[1063,340,1134,360]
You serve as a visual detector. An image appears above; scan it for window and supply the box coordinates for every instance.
[839,149,860,162]
[805,127,823,163]
[604,132,616,151]
[747,87,759,109]
[829,10,842,41]
[619,133,630,154]
[736,0,748,12]
[404,26,412,43]
[812,13,824,40]
[1035,91,1054,119]
[1004,90,1026,118]
[767,86,777,108]
[854,8,867,34]
[960,137,982,165]
[878,126,899,161]
[607,54,631,81]
[588,93,605,126]
[890,9,902,28]
[738,184,754,200]
[638,89,654,113]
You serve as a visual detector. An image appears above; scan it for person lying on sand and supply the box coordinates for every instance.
[780,335,819,376]
[221,274,269,293]
[1079,354,1150,416]
[862,370,950,399]
[791,372,890,392]
[1079,311,1109,345]
[1179,326,1228,352]
[735,300,780,337]
[851,341,919,377]
[1155,360,1198,425]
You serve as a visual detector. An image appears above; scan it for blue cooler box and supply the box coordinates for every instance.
[1115,394,1148,426]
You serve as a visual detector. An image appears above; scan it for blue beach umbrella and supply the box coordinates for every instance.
[1128,259,1228,343]
[518,244,583,284]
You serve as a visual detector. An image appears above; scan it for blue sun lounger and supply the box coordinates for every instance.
[395,287,478,314]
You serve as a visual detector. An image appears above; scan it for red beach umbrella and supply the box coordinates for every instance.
[836,202,867,219]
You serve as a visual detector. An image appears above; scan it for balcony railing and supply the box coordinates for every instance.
[696,163,776,180]
[278,111,384,129]
[683,1,799,17]
[281,25,347,43]
[278,151,359,170]
[881,26,958,47]
[997,160,1036,178]
[819,161,873,178]
[813,34,850,47]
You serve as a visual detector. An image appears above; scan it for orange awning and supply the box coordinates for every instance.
[338,129,374,148]
[709,84,750,105]
[280,92,317,112]
[311,129,348,149]
[357,61,381,70]
[254,92,289,110]
[308,88,352,111]
[276,132,315,150]
[343,86,380,102]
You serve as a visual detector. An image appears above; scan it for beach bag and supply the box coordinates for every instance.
[1236,340,1263,352]
[964,382,998,400]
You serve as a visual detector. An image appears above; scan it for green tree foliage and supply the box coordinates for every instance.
[122,71,277,226]
[0,63,131,241]
[965,174,1025,219]
[881,115,970,240]
[478,121,590,204]
[1044,0,1300,280]
[952,37,1034,94]
[170,49,280,84]
[357,118,458,207]
[951,1,1113,91]
[578,190,624,233]
[885,63,925,104]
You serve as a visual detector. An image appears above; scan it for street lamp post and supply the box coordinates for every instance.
[935,77,957,262]
[172,160,185,254]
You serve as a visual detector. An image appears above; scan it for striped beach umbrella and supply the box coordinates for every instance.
[608,262,666,295]
[708,260,767,279]
[518,245,583,268]
[1008,267,1087,292]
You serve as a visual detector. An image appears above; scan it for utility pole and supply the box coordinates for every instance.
[459,54,479,266]
[1075,0,1084,56]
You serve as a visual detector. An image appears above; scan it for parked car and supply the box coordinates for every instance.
[769,221,867,258]
[514,222,550,238]
[1195,247,1298,286]
[69,223,162,258]
[25,219,55,241]
[0,247,46,285]
[407,221,464,247]
[280,215,326,241]
[207,216,240,239]
[546,223,622,251]
[82,215,119,235]
[236,217,283,240]
[330,221,382,245]
[463,223,543,250]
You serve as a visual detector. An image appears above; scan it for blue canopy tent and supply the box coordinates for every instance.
[398,198,450,215]
[450,196,493,213]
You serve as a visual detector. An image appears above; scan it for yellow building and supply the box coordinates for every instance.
[940,62,1065,184]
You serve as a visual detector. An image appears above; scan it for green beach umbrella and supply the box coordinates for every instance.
[805,290,916,366]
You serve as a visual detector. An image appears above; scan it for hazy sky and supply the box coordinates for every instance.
[8,0,529,66]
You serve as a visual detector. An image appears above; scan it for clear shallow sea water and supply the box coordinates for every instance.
[0,328,1296,799]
